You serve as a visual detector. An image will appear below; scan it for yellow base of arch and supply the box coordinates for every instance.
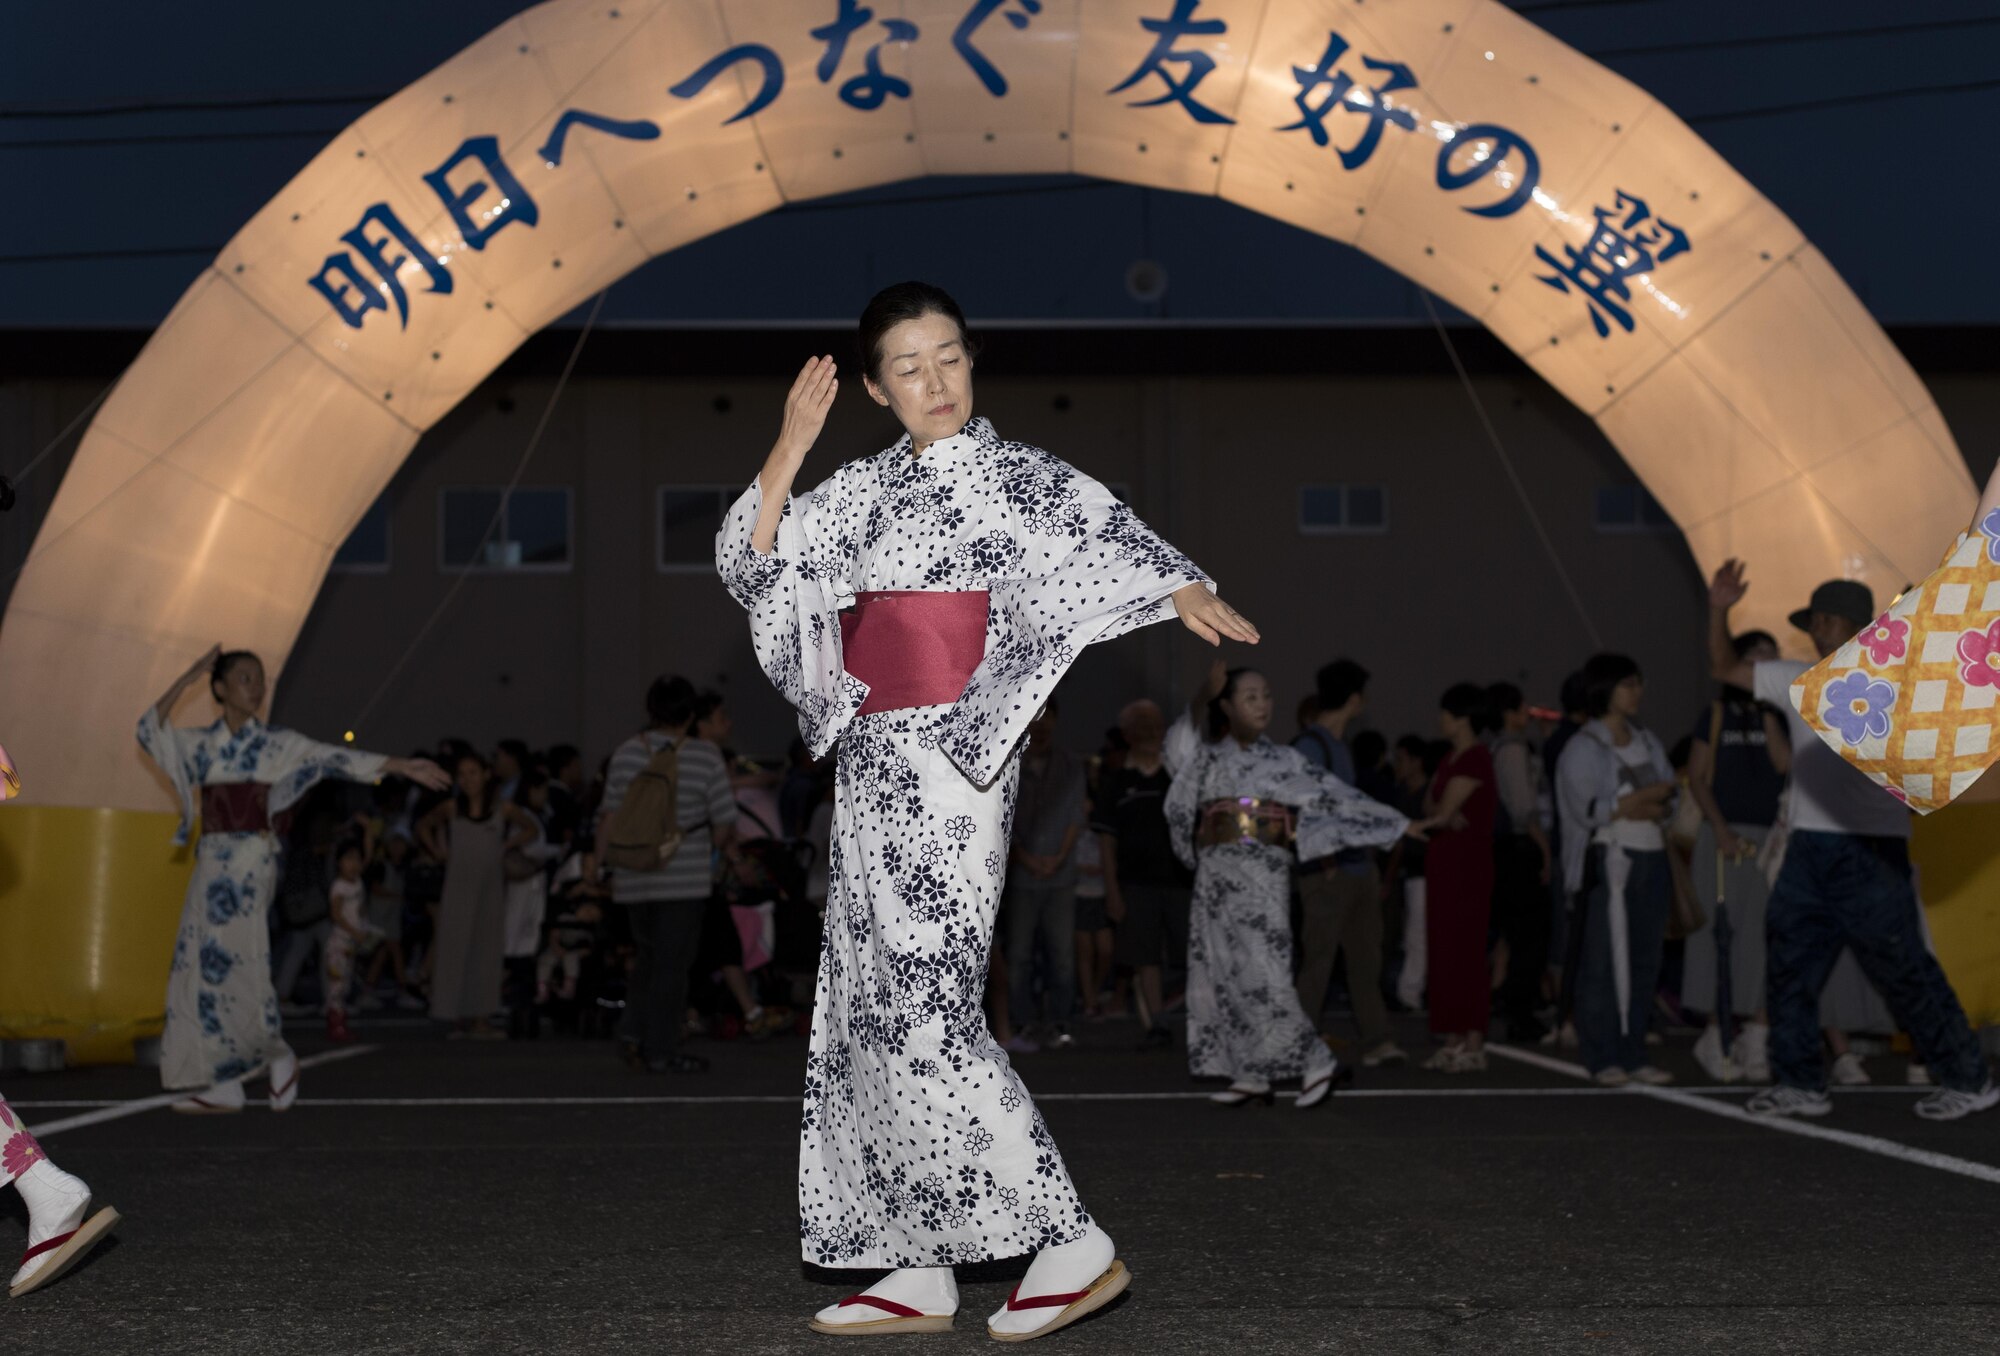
[0,805,190,1066]
[0,800,1991,1066]
[1912,808,2000,1029]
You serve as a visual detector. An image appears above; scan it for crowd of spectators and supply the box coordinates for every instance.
[263,632,1959,1096]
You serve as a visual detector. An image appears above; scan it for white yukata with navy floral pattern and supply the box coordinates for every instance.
[1163,712,1409,1088]
[717,415,1207,1267]
[137,709,386,1091]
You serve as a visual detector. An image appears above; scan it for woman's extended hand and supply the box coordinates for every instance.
[1174,583,1260,646]
[387,757,451,792]
[776,354,838,463]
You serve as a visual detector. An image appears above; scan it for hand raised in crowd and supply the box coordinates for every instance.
[1175,583,1260,646]
[1708,558,1750,610]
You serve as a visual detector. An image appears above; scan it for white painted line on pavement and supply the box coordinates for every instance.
[1488,1043,2000,1186]
[26,1045,378,1138]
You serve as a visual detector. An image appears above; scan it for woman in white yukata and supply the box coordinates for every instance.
[138,647,447,1112]
[716,282,1258,1342]
[1165,661,1424,1108]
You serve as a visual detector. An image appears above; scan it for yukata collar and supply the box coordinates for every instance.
[894,414,994,462]
[212,714,266,741]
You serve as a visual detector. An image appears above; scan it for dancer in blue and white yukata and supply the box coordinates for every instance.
[717,281,1260,1342]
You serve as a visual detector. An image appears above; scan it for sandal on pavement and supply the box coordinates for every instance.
[9,1206,120,1300]
[807,1294,955,1335]
[987,1260,1130,1342]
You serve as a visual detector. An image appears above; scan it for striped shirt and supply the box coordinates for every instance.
[601,731,735,903]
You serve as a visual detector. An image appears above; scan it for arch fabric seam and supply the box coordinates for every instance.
[1672,407,1930,540]
[344,288,608,734]
[1789,257,1974,489]
[1207,0,1274,196]
[1342,0,1479,254]
[1421,289,1604,650]
[1481,98,1666,333]
[1661,326,1908,570]
[3,278,361,588]
[517,4,665,258]
[722,0,790,209]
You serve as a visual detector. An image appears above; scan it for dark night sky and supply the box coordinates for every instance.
[4,0,1998,328]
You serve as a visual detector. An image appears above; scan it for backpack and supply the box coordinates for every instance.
[603,736,687,873]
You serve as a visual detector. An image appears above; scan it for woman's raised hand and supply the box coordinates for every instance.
[776,354,839,462]
[1174,583,1260,647]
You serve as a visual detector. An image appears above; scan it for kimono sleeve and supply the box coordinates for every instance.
[136,707,202,845]
[1269,745,1409,863]
[1161,711,1208,871]
[263,728,390,819]
[714,467,868,758]
[939,449,1210,786]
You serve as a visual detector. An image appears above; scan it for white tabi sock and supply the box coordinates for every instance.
[813,1265,959,1325]
[11,1160,91,1289]
[987,1224,1116,1336]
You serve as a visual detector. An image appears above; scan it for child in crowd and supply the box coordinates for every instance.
[538,850,609,1004]
[323,836,384,1042]
[360,825,427,1010]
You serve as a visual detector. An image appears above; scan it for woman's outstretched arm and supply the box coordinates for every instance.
[153,644,221,722]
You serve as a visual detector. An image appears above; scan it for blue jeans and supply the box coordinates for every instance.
[1768,831,1986,1093]
[1575,846,1670,1075]
[1005,879,1077,1029]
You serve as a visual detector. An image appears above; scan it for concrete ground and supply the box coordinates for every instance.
[3,1012,1997,1355]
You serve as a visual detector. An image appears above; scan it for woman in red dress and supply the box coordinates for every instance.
[1422,684,1499,1071]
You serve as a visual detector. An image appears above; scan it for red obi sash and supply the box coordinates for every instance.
[201,782,287,837]
[840,590,988,717]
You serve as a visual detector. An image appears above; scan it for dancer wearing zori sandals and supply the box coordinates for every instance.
[138,647,448,1113]
[1167,661,1428,1111]
[716,284,1216,1337]
[2,1095,119,1299]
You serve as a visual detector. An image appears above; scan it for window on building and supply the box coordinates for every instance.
[658,486,736,571]
[1593,485,1676,533]
[438,487,573,570]
[331,499,391,572]
[1299,484,1388,535]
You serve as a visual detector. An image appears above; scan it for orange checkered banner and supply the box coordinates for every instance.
[0,0,1976,814]
[1791,513,2000,815]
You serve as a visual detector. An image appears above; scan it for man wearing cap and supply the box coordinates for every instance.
[1706,562,1995,1121]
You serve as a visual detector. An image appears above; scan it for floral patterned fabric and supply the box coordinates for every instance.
[137,709,387,1089]
[716,415,1209,789]
[1790,511,2000,812]
[1162,713,1409,1084]
[0,1097,44,1183]
[716,416,1205,1267]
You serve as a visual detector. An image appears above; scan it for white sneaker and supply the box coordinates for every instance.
[1593,1067,1631,1087]
[1908,1062,1933,1086]
[1692,1025,1738,1083]
[1830,1052,1871,1086]
[1732,1023,1772,1083]
[1914,1080,2000,1122]
[1362,1041,1407,1068]
[1630,1065,1674,1086]
[1746,1085,1832,1118]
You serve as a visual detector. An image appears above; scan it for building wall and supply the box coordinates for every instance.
[269,368,1718,771]
[5,364,1993,776]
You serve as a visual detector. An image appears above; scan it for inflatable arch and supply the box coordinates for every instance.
[3,0,1990,1056]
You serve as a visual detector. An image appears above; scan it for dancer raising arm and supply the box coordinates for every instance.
[1165,659,1429,1108]
[715,281,1253,1343]
[139,647,448,1112]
